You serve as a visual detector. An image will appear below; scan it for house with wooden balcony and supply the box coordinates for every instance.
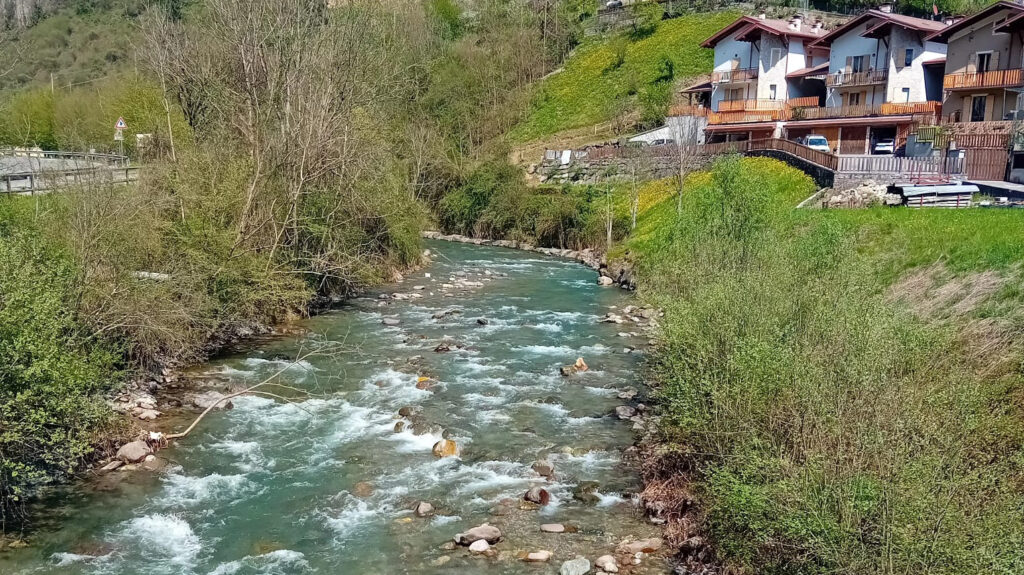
[791,6,947,154]
[927,1,1024,124]
[696,13,829,142]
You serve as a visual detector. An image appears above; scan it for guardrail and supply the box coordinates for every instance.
[836,154,964,176]
[1,166,139,194]
[0,149,130,168]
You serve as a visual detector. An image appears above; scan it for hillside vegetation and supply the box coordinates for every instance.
[631,157,1024,574]
[510,10,737,143]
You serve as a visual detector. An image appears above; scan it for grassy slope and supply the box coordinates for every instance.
[626,157,1024,573]
[0,5,136,92]
[509,11,737,143]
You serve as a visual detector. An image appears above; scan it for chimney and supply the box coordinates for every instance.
[758,12,766,19]
[789,15,802,31]
[878,3,893,12]
[812,19,823,33]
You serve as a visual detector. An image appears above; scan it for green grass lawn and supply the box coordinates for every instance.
[509,11,737,143]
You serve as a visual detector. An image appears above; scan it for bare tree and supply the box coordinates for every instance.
[672,114,705,215]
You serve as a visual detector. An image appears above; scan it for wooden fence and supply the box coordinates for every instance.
[835,155,965,177]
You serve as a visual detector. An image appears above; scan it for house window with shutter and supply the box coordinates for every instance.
[904,48,914,67]
[976,52,993,73]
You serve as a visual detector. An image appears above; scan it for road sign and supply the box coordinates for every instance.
[114,129,124,141]
[115,117,127,130]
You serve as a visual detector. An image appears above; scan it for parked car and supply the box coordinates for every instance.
[873,139,895,155]
[801,135,831,153]
[649,138,675,146]
[605,0,623,7]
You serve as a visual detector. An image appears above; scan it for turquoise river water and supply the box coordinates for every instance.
[2,240,666,575]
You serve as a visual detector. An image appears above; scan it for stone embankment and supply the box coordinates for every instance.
[421,231,635,290]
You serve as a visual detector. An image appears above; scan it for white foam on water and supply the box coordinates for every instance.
[579,343,611,355]
[528,322,564,332]
[460,392,508,407]
[431,514,462,526]
[208,440,273,472]
[449,461,533,498]
[517,345,575,356]
[208,550,309,575]
[383,426,445,453]
[117,513,202,567]
[322,493,387,540]
[359,369,434,406]
[595,491,628,507]
[241,357,318,373]
[519,401,569,417]
[208,364,258,380]
[582,386,618,396]
[456,358,506,373]
[51,552,110,567]
[162,471,254,507]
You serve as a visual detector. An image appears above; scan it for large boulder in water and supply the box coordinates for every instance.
[454,523,502,545]
[524,486,550,505]
[116,441,152,463]
[432,439,460,458]
[189,391,233,410]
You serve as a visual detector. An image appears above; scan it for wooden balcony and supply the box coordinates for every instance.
[668,104,710,117]
[825,69,889,87]
[786,96,820,108]
[711,67,758,84]
[708,110,786,124]
[717,99,787,112]
[943,68,1024,90]
[880,101,941,116]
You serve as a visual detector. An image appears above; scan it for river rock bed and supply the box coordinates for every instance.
[1,240,665,575]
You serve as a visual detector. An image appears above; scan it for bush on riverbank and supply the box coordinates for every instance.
[636,157,1024,573]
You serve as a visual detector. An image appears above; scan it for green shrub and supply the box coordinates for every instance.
[0,225,127,528]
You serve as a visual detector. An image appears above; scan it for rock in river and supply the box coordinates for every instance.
[524,550,553,562]
[560,556,591,575]
[524,486,550,505]
[454,524,501,545]
[572,481,600,505]
[595,555,619,572]
[352,481,374,497]
[116,441,152,463]
[381,318,401,326]
[540,523,565,533]
[617,537,663,554]
[468,539,490,554]
[414,501,435,517]
[615,405,637,420]
[532,459,555,479]
[189,391,234,410]
[432,439,460,458]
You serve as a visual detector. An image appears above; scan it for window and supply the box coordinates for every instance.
[904,48,914,67]
[971,95,987,122]
[770,48,783,68]
[901,87,910,102]
[852,55,866,73]
[769,84,777,100]
[847,92,862,106]
[977,52,992,73]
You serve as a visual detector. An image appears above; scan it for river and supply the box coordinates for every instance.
[2,240,665,575]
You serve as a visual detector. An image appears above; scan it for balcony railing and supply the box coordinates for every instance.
[708,110,786,124]
[668,104,710,117]
[880,101,941,116]
[711,67,758,84]
[943,68,1024,90]
[826,69,889,87]
[717,99,787,112]
[787,96,820,108]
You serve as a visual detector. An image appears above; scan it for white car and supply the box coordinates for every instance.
[873,139,895,154]
[802,135,831,153]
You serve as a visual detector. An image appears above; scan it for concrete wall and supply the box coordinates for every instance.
[886,29,946,103]
[628,116,708,145]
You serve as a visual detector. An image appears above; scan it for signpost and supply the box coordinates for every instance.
[114,117,127,157]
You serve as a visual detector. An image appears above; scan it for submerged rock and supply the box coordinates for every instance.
[615,406,637,420]
[572,481,600,505]
[617,538,663,554]
[381,318,401,326]
[524,550,553,562]
[540,523,565,533]
[455,524,501,545]
[352,481,374,497]
[560,556,591,575]
[116,441,152,463]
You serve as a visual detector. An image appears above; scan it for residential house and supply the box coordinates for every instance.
[928,1,1024,124]
[792,7,947,154]
[695,14,829,142]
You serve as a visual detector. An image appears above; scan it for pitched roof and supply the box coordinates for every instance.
[701,15,825,48]
[786,61,829,78]
[928,1,1024,41]
[810,10,945,47]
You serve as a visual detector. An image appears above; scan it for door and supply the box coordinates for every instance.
[971,95,988,122]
